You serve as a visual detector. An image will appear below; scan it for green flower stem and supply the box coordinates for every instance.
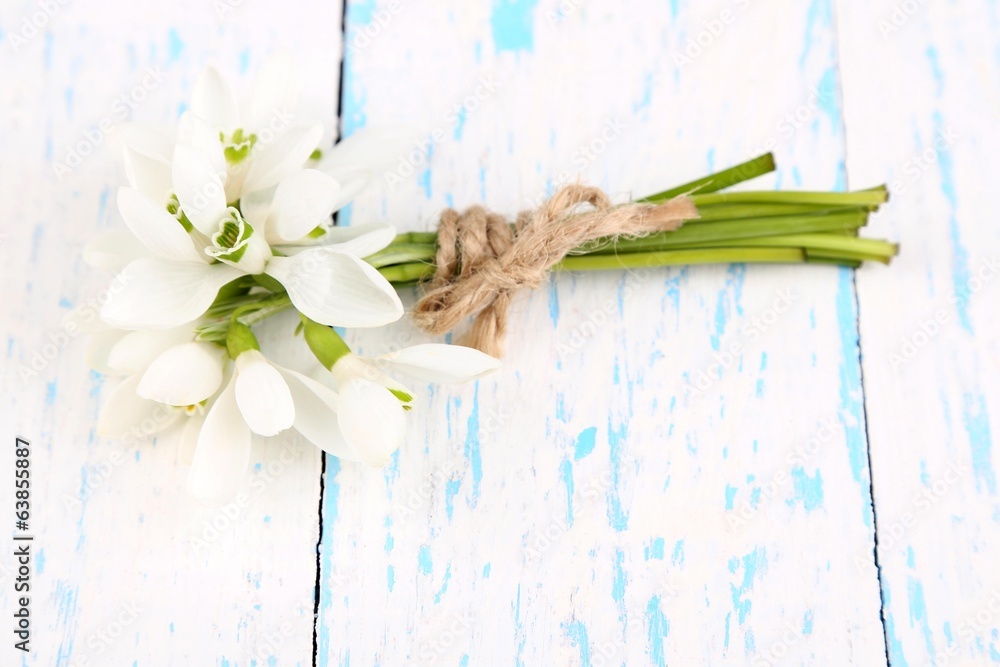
[806,256,863,268]
[805,248,891,264]
[301,315,352,369]
[226,321,261,359]
[673,233,899,262]
[210,154,897,329]
[688,202,865,221]
[253,273,286,292]
[381,196,883,256]
[378,262,436,284]
[375,244,878,287]
[375,231,896,261]
[364,242,438,268]
[640,152,777,201]
[373,212,888,285]
[236,293,292,326]
[195,292,293,343]
[583,210,869,254]
[387,231,440,245]
[558,247,808,269]
[689,188,888,209]
[381,207,875,256]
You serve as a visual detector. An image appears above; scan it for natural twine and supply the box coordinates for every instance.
[412,184,698,357]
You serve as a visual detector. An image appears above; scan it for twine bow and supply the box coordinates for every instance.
[412,185,698,356]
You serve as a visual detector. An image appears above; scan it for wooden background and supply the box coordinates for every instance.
[1,0,997,664]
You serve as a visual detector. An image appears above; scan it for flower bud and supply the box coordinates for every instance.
[206,207,272,274]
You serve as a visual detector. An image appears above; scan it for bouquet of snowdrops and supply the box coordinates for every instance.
[84,54,895,497]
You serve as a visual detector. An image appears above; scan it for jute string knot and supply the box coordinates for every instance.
[412,184,698,356]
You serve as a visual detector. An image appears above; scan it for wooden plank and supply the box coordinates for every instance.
[317,1,887,664]
[0,2,341,664]
[837,1,1000,664]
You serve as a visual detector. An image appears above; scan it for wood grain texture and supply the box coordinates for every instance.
[3,0,994,664]
[316,1,887,664]
[0,1,342,665]
[837,1,1000,665]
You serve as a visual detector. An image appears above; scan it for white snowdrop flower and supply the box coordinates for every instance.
[98,175,402,331]
[301,318,500,467]
[88,324,227,463]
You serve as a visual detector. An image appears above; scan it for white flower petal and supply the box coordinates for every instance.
[118,188,206,263]
[172,145,229,236]
[87,329,128,375]
[123,147,173,203]
[300,164,372,216]
[239,185,276,231]
[326,355,412,402]
[108,326,194,374]
[253,310,313,372]
[242,123,323,193]
[337,379,406,467]
[188,376,251,498]
[248,51,299,132]
[265,249,403,328]
[137,342,225,406]
[114,122,175,163]
[234,350,294,436]
[317,126,422,174]
[97,374,180,438]
[191,65,239,132]
[323,166,373,213]
[277,221,394,256]
[276,368,355,460]
[176,112,227,177]
[179,412,206,466]
[379,344,501,384]
[101,258,242,330]
[83,230,151,272]
[324,224,397,258]
[266,169,341,244]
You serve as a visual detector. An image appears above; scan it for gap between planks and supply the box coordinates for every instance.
[306,3,895,664]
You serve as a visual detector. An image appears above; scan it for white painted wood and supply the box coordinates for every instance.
[0,2,342,664]
[317,1,887,665]
[10,0,993,664]
[837,1,1000,665]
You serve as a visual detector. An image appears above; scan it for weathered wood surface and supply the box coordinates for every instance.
[0,1,341,664]
[839,1,1000,665]
[1,0,996,665]
[316,1,885,665]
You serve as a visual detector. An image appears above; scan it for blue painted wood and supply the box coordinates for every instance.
[0,2,341,664]
[839,1,1000,665]
[316,1,887,664]
[8,0,994,664]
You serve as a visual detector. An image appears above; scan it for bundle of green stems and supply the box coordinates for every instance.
[365,153,897,288]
